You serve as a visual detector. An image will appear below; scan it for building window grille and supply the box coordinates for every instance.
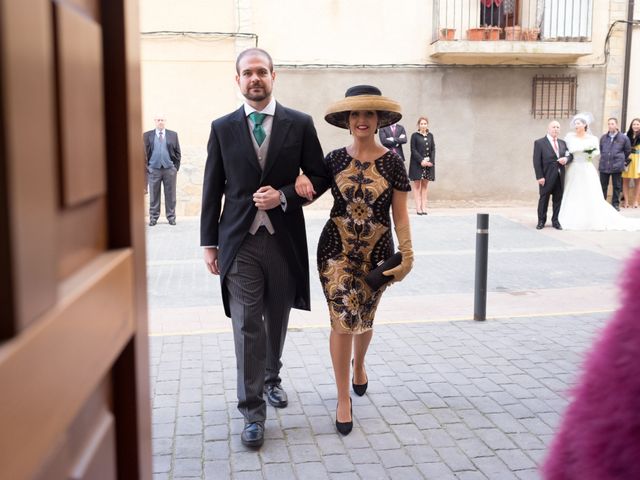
[531,75,577,119]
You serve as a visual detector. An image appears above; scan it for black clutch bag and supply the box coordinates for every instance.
[364,253,402,290]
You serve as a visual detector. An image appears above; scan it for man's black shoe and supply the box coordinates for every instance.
[241,422,264,448]
[552,222,563,230]
[169,219,176,225]
[264,384,288,408]
[536,222,545,230]
[149,219,157,226]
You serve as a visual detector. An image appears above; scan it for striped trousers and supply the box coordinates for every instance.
[225,227,295,423]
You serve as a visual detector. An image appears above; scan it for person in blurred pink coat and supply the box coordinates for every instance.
[543,249,640,479]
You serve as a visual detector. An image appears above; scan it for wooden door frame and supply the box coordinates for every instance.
[0,0,151,477]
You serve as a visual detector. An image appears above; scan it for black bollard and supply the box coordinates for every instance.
[474,214,489,321]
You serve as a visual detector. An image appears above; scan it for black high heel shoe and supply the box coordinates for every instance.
[335,398,353,435]
[351,359,368,396]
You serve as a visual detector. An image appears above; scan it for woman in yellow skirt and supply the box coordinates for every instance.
[622,118,640,208]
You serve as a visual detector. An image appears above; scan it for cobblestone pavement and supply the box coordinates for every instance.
[150,314,606,480]
[147,207,639,479]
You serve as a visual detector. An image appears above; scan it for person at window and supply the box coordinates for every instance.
[480,0,503,27]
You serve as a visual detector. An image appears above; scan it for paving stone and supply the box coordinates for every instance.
[472,455,519,479]
[368,432,402,451]
[457,437,493,459]
[416,462,456,479]
[177,402,201,417]
[289,443,322,463]
[401,445,436,465]
[152,423,174,439]
[387,466,425,479]
[456,471,489,480]
[378,449,414,468]
[204,461,231,479]
[174,434,202,458]
[151,437,173,456]
[496,449,537,471]
[347,447,380,465]
[437,446,476,471]
[172,458,202,477]
[317,434,347,455]
[294,462,330,479]
[153,407,177,424]
[359,418,392,435]
[264,462,296,479]
[390,423,425,445]
[153,455,171,474]
[475,428,517,450]
[231,451,261,472]
[323,454,355,473]
[204,440,229,461]
[355,463,389,479]
[423,428,457,448]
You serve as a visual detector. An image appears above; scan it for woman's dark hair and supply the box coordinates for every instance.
[627,118,640,146]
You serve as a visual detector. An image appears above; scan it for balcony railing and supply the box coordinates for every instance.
[432,0,593,42]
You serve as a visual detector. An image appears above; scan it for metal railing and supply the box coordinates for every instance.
[432,0,593,42]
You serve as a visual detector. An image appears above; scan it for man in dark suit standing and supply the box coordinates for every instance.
[379,122,407,161]
[533,120,572,230]
[144,116,181,225]
[200,48,330,448]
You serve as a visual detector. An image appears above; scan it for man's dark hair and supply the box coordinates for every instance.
[608,117,618,124]
[235,48,273,74]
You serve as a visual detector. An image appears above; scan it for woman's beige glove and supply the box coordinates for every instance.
[383,223,413,282]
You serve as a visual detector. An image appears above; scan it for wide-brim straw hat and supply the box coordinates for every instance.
[325,85,402,129]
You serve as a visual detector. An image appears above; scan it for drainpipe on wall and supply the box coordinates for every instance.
[621,0,635,128]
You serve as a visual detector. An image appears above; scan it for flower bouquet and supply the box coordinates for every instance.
[584,148,597,162]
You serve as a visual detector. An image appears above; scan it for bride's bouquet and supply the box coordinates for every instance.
[584,148,597,162]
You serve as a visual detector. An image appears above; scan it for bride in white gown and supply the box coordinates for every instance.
[559,113,640,231]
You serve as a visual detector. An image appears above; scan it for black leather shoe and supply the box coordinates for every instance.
[168,219,176,225]
[241,422,264,448]
[552,222,562,230]
[536,222,545,230]
[149,219,157,226]
[335,398,353,436]
[264,384,288,408]
[351,359,368,396]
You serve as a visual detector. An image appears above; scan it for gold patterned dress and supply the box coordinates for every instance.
[317,148,411,334]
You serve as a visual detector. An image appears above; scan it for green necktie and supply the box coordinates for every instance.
[249,112,267,146]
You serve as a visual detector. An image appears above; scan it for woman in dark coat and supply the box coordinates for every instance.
[409,116,435,215]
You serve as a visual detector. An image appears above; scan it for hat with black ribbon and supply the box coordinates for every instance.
[325,85,402,129]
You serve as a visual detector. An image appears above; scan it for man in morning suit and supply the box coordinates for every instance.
[144,116,181,225]
[379,122,407,161]
[533,120,572,230]
[200,48,330,448]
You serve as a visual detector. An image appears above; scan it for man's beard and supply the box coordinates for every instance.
[244,85,270,102]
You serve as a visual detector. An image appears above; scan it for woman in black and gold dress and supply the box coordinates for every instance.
[409,116,435,215]
[296,86,414,435]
